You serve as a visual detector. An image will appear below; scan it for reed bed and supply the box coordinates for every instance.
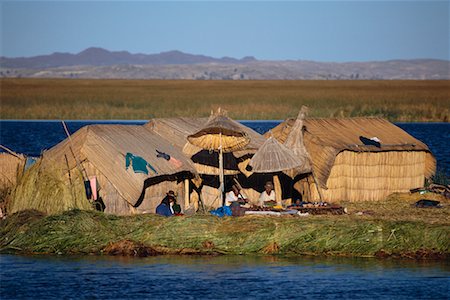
[1,79,449,121]
[1,193,448,258]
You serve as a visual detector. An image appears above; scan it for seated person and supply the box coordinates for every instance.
[172,199,182,215]
[156,190,176,216]
[258,181,276,207]
[225,185,247,206]
[288,199,303,208]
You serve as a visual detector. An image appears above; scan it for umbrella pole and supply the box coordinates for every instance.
[219,134,225,206]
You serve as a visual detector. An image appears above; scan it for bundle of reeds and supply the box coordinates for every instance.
[9,160,92,215]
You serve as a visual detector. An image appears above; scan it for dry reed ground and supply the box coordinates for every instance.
[1,79,449,121]
[1,192,448,258]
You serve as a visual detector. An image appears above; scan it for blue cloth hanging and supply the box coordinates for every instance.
[125,152,158,175]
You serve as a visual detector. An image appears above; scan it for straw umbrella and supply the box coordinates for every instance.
[187,108,250,206]
[248,136,304,205]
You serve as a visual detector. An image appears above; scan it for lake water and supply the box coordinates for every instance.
[1,121,449,298]
[1,254,449,299]
[0,120,449,175]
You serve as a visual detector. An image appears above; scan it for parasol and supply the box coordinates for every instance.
[187,108,250,205]
[249,135,303,205]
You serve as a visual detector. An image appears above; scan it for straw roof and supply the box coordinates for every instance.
[145,117,207,149]
[269,117,435,187]
[187,109,251,153]
[145,117,266,176]
[145,117,266,155]
[283,108,312,174]
[249,136,302,173]
[0,152,25,187]
[42,125,197,206]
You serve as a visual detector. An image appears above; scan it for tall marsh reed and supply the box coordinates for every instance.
[1,79,449,121]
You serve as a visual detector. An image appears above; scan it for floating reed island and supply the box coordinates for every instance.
[1,108,448,258]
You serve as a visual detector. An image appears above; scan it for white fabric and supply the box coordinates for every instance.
[258,190,276,206]
[225,191,244,206]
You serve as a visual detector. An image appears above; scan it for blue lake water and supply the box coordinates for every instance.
[1,122,449,299]
[1,254,449,300]
[0,120,449,175]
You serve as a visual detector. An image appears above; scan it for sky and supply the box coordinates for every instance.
[1,1,449,62]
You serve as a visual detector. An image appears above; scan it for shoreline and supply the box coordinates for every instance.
[1,208,448,261]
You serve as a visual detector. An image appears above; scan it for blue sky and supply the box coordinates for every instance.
[1,1,449,61]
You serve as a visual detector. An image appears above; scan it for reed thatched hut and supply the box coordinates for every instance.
[269,117,436,202]
[145,117,267,207]
[0,151,25,189]
[10,125,197,215]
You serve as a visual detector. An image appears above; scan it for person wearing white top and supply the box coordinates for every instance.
[258,181,276,207]
[225,185,245,206]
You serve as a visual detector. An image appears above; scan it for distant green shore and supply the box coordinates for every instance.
[1,79,449,122]
[1,195,449,259]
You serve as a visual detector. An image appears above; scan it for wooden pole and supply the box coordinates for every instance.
[311,172,324,201]
[61,121,88,181]
[219,133,224,206]
[0,145,22,159]
[273,174,282,206]
[184,178,190,210]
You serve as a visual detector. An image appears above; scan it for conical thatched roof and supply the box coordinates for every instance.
[283,107,312,174]
[249,136,302,173]
[187,109,250,153]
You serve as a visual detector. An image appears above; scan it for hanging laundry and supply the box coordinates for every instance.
[84,180,92,200]
[125,152,158,175]
[156,149,183,169]
[169,157,183,168]
[89,176,98,200]
[156,150,170,160]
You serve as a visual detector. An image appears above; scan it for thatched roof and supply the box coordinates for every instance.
[145,117,266,175]
[42,125,197,206]
[145,117,265,154]
[269,117,435,187]
[283,108,312,174]
[0,152,25,187]
[145,117,207,149]
[188,110,251,153]
[249,136,302,173]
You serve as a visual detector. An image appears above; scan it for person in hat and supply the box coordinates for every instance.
[156,190,177,216]
[258,181,276,207]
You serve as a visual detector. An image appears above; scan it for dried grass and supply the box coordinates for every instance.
[1,79,449,121]
[9,160,93,215]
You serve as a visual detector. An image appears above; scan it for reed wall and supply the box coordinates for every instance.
[308,150,428,202]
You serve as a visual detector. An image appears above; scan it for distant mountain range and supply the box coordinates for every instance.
[1,47,448,80]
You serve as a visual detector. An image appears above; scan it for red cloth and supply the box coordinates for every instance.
[169,157,183,168]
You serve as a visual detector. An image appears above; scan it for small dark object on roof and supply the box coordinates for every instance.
[359,136,381,148]
[415,199,442,208]
[156,149,170,161]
